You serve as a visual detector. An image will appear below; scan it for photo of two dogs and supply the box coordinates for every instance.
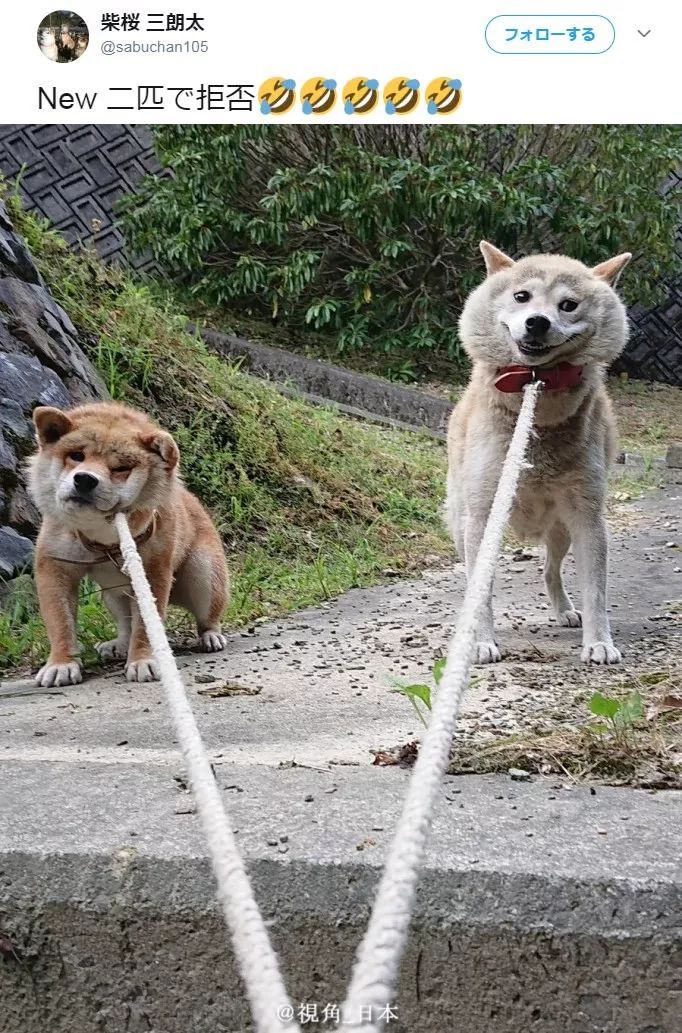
[28,242,630,687]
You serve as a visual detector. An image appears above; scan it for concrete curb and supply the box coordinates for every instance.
[199,326,454,438]
[1,765,680,1032]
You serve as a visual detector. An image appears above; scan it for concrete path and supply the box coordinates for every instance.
[1,487,680,1032]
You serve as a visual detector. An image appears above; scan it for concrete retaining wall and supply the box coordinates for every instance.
[2,851,679,1033]
[200,328,454,438]
[1,766,679,1033]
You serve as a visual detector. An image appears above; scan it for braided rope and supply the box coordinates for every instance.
[339,381,541,1030]
[115,512,301,1033]
[114,380,541,1032]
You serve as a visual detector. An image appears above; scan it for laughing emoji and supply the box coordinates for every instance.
[383,77,420,115]
[300,77,337,115]
[425,77,463,115]
[259,77,296,115]
[342,77,379,115]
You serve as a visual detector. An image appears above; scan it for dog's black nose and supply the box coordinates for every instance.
[73,471,99,494]
[525,315,551,339]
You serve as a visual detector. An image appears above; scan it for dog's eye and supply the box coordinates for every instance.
[559,299,579,312]
[513,291,531,303]
[112,465,132,475]
[68,451,85,462]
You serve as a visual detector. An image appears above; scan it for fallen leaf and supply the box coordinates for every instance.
[372,751,398,767]
[198,681,261,698]
[639,671,669,686]
[371,741,419,768]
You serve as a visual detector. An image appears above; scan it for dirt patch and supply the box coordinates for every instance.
[609,379,682,451]
[447,648,682,788]
[448,708,681,790]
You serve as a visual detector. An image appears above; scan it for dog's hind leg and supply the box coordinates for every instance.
[444,475,464,558]
[544,521,582,628]
[463,509,501,663]
[172,543,230,653]
[96,587,133,660]
[566,512,621,664]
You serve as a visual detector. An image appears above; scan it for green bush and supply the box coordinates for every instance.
[122,126,681,363]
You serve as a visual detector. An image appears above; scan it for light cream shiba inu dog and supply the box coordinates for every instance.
[28,403,230,686]
[446,242,631,665]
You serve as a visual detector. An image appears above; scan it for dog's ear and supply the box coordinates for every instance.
[591,252,632,287]
[139,430,179,470]
[33,406,73,446]
[479,241,515,276]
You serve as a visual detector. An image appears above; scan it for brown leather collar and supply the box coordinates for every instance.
[76,512,156,565]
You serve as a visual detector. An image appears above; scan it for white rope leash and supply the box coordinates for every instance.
[339,381,542,1030]
[114,512,302,1033]
[114,380,541,1033]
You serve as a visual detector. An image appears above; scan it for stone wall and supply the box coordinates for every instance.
[0,201,104,578]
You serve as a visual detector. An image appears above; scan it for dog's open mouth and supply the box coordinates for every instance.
[518,331,584,359]
[66,496,123,514]
[518,341,553,357]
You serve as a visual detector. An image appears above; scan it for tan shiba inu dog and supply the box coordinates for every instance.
[446,242,631,665]
[28,402,230,686]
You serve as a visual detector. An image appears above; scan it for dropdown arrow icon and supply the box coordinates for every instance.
[637,28,652,37]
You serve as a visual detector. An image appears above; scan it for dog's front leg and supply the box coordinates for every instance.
[464,509,501,663]
[35,553,83,686]
[568,513,621,664]
[125,561,173,683]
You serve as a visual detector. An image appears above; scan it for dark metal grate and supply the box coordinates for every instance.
[0,123,160,271]
[617,167,682,384]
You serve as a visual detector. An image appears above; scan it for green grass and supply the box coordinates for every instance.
[5,195,678,673]
[0,196,451,672]
[0,577,116,672]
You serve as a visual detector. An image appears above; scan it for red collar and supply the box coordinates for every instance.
[494,362,584,393]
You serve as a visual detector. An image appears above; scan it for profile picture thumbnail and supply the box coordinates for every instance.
[38,10,89,62]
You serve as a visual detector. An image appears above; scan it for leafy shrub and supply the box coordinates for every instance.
[122,126,681,363]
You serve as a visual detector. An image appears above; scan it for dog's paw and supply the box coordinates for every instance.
[199,630,228,653]
[559,609,582,628]
[95,638,129,661]
[474,641,502,664]
[36,661,82,688]
[125,658,160,683]
[581,642,622,665]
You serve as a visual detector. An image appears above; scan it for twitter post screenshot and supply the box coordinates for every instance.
[0,3,680,1032]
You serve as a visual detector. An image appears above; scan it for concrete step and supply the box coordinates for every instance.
[1,489,680,1031]
[2,763,680,1033]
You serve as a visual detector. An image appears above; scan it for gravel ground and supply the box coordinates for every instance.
[1,487,679,787]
